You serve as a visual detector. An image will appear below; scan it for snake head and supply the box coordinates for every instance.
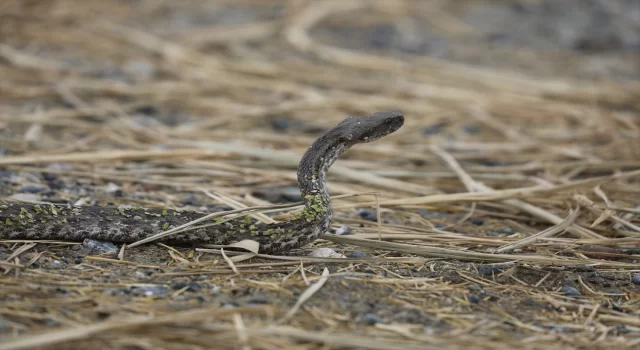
[337,111,404,143]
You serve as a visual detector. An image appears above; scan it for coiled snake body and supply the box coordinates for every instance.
[0,112,404,253]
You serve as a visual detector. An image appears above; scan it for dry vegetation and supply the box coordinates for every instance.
[1,0,639,349]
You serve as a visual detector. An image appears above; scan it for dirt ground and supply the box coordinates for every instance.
[1,1,639,349]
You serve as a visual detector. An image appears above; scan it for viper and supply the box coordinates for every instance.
[0,112,404,253]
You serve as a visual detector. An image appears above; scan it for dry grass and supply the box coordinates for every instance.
[1,0,639,349]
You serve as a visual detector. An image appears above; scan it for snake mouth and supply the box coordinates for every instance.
[385,114,404,134]
[359,112,404,143]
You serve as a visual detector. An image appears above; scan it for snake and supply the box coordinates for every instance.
[0,111,404,253]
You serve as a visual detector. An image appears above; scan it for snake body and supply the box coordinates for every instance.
[0,112,404,253]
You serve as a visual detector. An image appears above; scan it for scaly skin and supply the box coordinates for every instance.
[0,112,404,253]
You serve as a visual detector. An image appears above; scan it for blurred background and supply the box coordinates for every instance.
[1,0,639,151]
[1,0,639,183]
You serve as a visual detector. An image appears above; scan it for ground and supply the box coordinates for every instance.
[0,1,639,349]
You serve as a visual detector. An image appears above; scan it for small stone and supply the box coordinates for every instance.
[82,239,119,256]
[358,209,378,222]
[281,187,302,202]
[42,172,58,181]
[105,183,120,194]
[187,281,202,293]
[245,296,269,304]
[18,184,45,193]
[135,270,148,279]
[589,276,609,287]
[423,327,435,335]
[251,187,282,203]
[308,248,346,258]
[462,124,480,134]
[346,251,368,258]
[478,265,504,275]
[271,118,290,131]
[9,193,41,203]
[602,288,623,296]
[123,59,156,79]
[468,294,480,304]
[421,122,446,135]
[182,194,198,206]
[133,105,158,116]
[172,281,202,292]
[632,273,640,285]
[360,313,383,325]
[471,219,484,226]
[74,257,83,264]
[486,227,514,236]
[561,286,581,297]
[131,285,169,297]
[368,24,395,48]
[334,226,353,235]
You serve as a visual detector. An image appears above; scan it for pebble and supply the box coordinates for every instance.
[416,209,445,220]
[135,270,149,279]
[462,124,480,134]
[334,226,353,235]
[171,281,202,292]
[486,227,515,236]
[561,286,581,297]
[423,326,435,335]
[602,288,623,296]
[0,319,11,332]
[270,118,291,131]
[632,273,640,285]
[478,265,504,275]
[104,183,120,194]
[133,105,159,116]
[471,219,484,226]
[131,285,169,297]
[123,59,156,79]
[82,239,119,256]
[360,313,384,325]
[42,172,58,181]
[346,251,368,258]
[368,24,395,49]
[182,194,198,206]
[358,209,378,222]
[468,294,480,304]
[18,184,45,193]
[243,296,270,305]
[309,248,346,258]
[9,193,41,202]
[281,187,302,202]
[421,122,446,135]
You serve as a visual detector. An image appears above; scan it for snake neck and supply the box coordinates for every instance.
[296,134,351,226]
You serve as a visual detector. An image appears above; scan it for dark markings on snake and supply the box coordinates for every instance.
[0,111,404,253]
